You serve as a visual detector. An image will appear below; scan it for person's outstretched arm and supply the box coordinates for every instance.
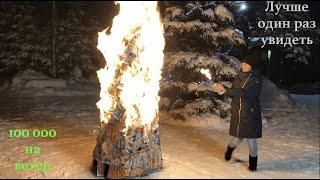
[224,75,262,98]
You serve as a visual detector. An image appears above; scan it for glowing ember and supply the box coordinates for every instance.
[96,1,165,135]
[200,68,212,80]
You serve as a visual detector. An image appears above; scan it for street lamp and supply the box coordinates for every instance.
[240,3,247,11]
[235,1,248,12]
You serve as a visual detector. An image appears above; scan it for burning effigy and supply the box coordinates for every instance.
[92,1,164,179]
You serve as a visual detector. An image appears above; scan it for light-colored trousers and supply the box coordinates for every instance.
[228,137,258,157]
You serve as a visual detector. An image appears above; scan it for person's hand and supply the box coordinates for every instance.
[212,83,224,91]
[212,83,226,95]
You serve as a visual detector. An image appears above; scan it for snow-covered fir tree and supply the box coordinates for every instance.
[0,2,105,82]
[54,3,105,80]
[235,1,320,64]
[159,1,244,121]
[0,2,41,75]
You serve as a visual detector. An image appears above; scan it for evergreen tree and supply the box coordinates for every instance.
[0,1,105,82]
[0,2,42,75]
[235,1,320,64]
[54,2,105,79]
[159,1,244,121]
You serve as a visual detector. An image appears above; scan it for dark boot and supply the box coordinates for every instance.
[224,146,235,161]
[249,156,258,172]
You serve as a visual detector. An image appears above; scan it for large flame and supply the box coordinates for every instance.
[96,1,164,134]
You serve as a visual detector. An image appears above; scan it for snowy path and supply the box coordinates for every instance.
[0,92,319,179]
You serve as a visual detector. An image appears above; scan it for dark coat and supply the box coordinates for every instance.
[224,70,263,138]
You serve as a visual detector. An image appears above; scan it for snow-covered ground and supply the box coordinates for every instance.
[0,89,319,179]
[290,94,320,112]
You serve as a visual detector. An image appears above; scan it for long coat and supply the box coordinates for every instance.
[224,70,263,138]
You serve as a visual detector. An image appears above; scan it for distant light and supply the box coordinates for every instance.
[239,3,247,11]
[267,50,272,61]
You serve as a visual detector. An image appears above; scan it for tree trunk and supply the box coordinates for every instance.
[51,1,56,78]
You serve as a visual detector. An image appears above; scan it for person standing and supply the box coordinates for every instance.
[212,39,266,172]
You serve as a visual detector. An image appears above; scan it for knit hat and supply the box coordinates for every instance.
[241,48,266,71]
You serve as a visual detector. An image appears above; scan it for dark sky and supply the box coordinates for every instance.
[32,1,117,28]
[32,1,319,27]
[306,1,320,22]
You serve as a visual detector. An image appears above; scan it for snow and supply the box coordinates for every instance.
[164,6,180,19]
[185,3,196,10]
[184,99,215,115]
[163,3,244,49]
[214,5,234,22]
[196,54,223,69]
[202,8,215,20]
[227,56,242,70]
[219,28,245,44]
[165,20,244,46]
[219,64,238,78]
[24,79,66,89]
[163,52,239,75]
[260,77,296,113]
[187,82,210,92]
[184,20,204,31]
[171,7,183,20]
[200,28,244,45]
[165,21,215,33]
[0,89,319,179]
[290,94,320,113]
[10,69,67,89]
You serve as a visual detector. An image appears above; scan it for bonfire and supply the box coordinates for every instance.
[92,1,164,178]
